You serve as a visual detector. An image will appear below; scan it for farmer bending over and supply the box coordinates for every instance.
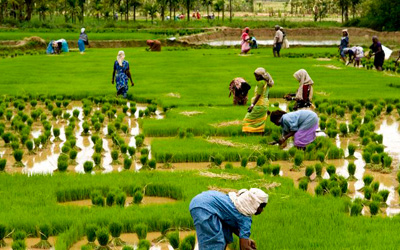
[190,188,268,250]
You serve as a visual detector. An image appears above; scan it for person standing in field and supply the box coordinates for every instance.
[284,69,314,110]
[190,188,268,250]
[242,68,274,133]
[339,29,349,63]
[112,51,134,98]
[269,109,319,150]
[369,36,385,71]
[241,27,251,55]
[78,28,89,54]
[273,25,283,57]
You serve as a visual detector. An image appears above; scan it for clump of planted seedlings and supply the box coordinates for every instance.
[91,190,105,207]
[115,192,126,207]
[241,156,248,168]
[0,224,7,247]
[369,201,380,216]
[180,235,196,250]
[138,240,151,250]
[314,163,323,181]
[109,222,125,246]
[347,162,357,181]
[166,231,180,250]
[123,157,132,170]
[12,230,26,250]
[350,199,363,216]
[111,150,120,165]
[69,149,78,165]
[272,165,280,176]
[262,165,272,175]
[148,159,156,169]
[135,224,148,240]
[13,149,24,167]
[57,154,69,172]
[299,179,308,191]
[292,151,304,171]
[96,228,111,250]
[326,165,336,177]
[140,155,148,168]
[304,166,314,181]
[346,144,356,159]
[133,190,144,204]
[32,224,52,249]
[83,161,93,174]
[85,224,97,248]
[0,158,6,172]
[106,191,116,206]
[210,153,224,168]
[92,153,103,170]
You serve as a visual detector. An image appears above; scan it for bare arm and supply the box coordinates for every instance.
[240,238,257,250]
[126,68,134,86]
[279,131,296,145]
[248,94,261,113]
[112,64,116,84]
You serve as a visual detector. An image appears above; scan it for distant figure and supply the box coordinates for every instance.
[78,28,89,54]
[284,69,314,110]
[280,27,289,49]
[369,36,385,71]
[343,46,364,67]
[47,39,69,54]
[114,13,118,20]
[196,11,201,19]
[273,25,283,57]
[339,29,349,63]
[190,189,268,250]
[241,27,251,54]
[112,51,134,98]
[269,110,319,149]
[243,68,274,134]
[229,77,251,105]
[146,40,161,51]
[250,37,258,49]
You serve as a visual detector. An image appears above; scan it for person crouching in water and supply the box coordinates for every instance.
[190,188,268,250]
[242,68,274,134]
[78,28,89,54]
[284,69,314,110]
[229,77,251,105]
[112,51,134,98]
[146,40,161,51]
[269,109,319,150]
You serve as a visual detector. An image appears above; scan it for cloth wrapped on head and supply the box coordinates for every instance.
[228,188,268,216]
[254,67,274,87]
[294,69,314,101]
[117,50,125,66]
[81,28,85,33]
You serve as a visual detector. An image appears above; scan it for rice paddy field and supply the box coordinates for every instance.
[0,44,400,250]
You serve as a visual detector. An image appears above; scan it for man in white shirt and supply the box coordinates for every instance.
[273,25,284,57]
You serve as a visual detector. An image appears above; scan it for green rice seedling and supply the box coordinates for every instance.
[47,104,54,112]
[339,123,348,136]
[123,158,132,170]
[383,156,392,169]
[11,141,19,151]
[386,104,393,114]
[272,165,280,176]
[32,224,52,249]
[178,129,186,139]
[314,163,323,179]
[180,241,192,250]
[138,240,151,250]
[57,154,69,172]
[363,175,374,186]
[120,144,128,155]
[371,181,380,192]
[330,187,341,197]
[319,121,326,130]
[326,165,336,177]
[91,191,105,207]
[121,125,128,134]
[12,230,26,250]
[362,152,371,164]
[347,144,356,158]
[0,159,6,172]
[109,222,125,246]
[241,157,248,168]
[0,224,6,247]
[336,108,345,118]
[63,112,71,120]
[338,176,348,194]
[262,165,272,175]
[148,159,157,169]
[94,141,103,154]
[114,121,121,131]
[128,146,136,157]
[167,231,180,249]
[69,149,78,162]
[13,149,24,167]
[130,107,137,116]
[63,100,70,108]
[135,224,148,240]
[293,152,304,171]
[85,224,97,248]
[365,102,374,110]
[13,230,26,241]
[96,228,110,250]
[61,144,71,154]
[372,194,383,203]
[122,105,129,113]
[55,101,62,108]
[299,180,308,191]
[73,109,80,119]
[92,153,102,170]
[94,122,101,132]
[106,191,116,206]
[25,140,34,154]
[111,150,120,165]
[213,154,224,167]
[256,155,266,167]
[84,161,93,174]
[372,154,380,165]
[305,166,314,180]
[350,202,363,216]
[115,192,126,207]
[314,184,323,196]
[369,202,380,216]
[2,132,12,145]
[141,148,149,156]
[347,162,357,181]
[6,111,12,121]
[180,235,196,250]
[327,129,338,138]
[364,186,373,200]
[134,191,143,204]
[378,190,390,203]
[288,147,297,158]
[107,124,115,136]
[135,137,144,148]
[82,122,90,135]
[30,100,37,108]
[316,151,325,163]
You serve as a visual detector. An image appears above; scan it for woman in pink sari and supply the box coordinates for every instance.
[241,27,251,54]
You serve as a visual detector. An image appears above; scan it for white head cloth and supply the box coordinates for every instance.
[117,50,125,66]
[294,69,314,101]
[81,28,85,33]
[228,188,268,216]
[254,67,274,87]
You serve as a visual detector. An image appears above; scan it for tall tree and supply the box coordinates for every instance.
[349,0,360,19]
[144,0,157,22]
[131,0,141,21]
[228,0,231,22]
[156,0,167,21]
[78,0,85,23]
[202,0,212,19]
[125,0,129,22]
[213,0,223,20]
[24,0,34,21]
[337,0,350,22]
[90,0,103,19]
[0,0,7,22]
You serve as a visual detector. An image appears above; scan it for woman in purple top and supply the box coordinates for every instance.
[369,36,385,71]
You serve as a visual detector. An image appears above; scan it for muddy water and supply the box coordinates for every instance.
[207,40,339,46]
[59,196,177,207]
[0,236,57,250]
[70,231,197,250]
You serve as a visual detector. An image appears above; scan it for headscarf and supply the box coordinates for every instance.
[275,25,280,30]
[294,69,314,101]
[254,67,274,87]
[228,188,268,216]
[117,50,125,67]
[243,27,249,33]
[81,28,85,33]
[342,29,349,36]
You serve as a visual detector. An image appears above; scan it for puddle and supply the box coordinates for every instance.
[376,117,400,163]
[0,236,57,250]
[59,196,177,207]
[206,40,339,46]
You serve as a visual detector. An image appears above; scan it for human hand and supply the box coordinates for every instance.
[131,82,135,87]
[247,104,254,113]
[111,80,114,84]
[240,238,257,250]
[278,137,286,145]
[250,239,257,249]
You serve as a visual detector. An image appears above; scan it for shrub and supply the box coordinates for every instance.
[299,180,308,191]
[135,224,148,240]
[166,231,180,249]
[83,161,93,173]
[241,157,248,168]
[326,165,336,176]
[272,165,280,176]
[294,152,304,166]
[96,228,109,247]
[123,158,132,170]
[214,154,224,166]
[363,175,374,186]
[148,159,157,169]
[134,191,143,204]
[86,224,97,243]
[0,159,6,171]
[369,202,380,216]
[350,203,363,216]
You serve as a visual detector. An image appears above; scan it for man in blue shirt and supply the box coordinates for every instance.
[190,188,268,250]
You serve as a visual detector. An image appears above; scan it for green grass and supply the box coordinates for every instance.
[0,47,399,107]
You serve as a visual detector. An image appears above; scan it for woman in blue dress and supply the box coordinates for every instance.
[112,51,134,98]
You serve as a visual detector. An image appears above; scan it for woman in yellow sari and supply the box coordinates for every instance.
[242,68,274,133]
